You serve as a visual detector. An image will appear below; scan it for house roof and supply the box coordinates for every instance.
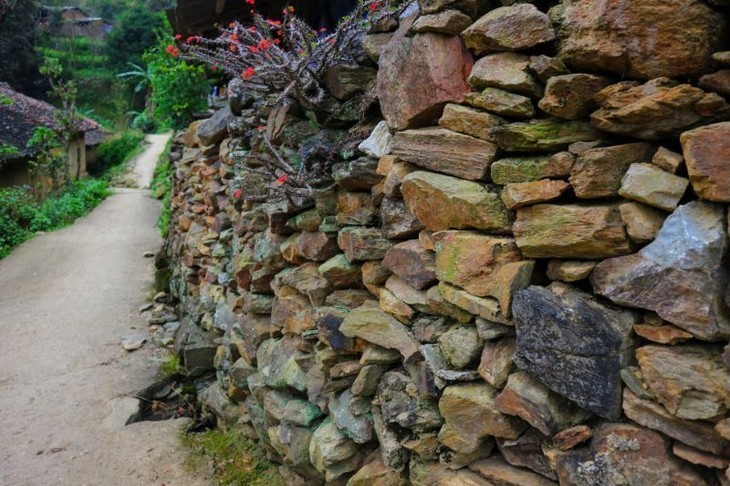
[85,127,111,146]
[0,83,99,157]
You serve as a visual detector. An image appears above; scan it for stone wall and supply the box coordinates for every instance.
[161,1,730,484]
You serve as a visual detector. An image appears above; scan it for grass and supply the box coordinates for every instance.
[90,131,146,184]
[161,354,180,376]
[182,427,284,486]
[150,136,173,237]
[0,179,111,258]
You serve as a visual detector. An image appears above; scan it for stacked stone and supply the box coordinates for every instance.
[162,0,730,484]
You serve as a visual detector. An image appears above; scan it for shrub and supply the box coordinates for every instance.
[0,179,111,258]
[180,0,404,108]
[144,37,209,129]
[180,0,406,206]
[0,186,37,258]
[93,131,145,176]
[105,4,166,69]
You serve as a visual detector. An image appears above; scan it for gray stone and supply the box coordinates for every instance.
[358,121,392,158]
[340,304,420,361]
[377,371,443,432]
[513,283,639,419]
[309,418,360,481]
[438,326,482,369]
[256,336,309,392]
[591,201,730,341]
[618,163,689,211]
[197,106,233,146]
[329,390,374,444]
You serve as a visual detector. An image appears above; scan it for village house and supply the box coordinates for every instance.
[39,6,112,40]
[0,83,99,192]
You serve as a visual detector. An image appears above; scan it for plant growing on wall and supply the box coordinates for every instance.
[180,0,405,206]
[180,0,403,109]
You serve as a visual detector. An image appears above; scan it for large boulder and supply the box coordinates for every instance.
[551,0,725,80]
[591,201,730,341]
[512,283,639,419]
[378,32,473,131]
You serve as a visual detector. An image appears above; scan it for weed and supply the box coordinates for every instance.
[183,427,284,486]
[151,136,173,237]
[161,354,180,376]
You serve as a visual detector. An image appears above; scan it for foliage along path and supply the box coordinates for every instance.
[0,134,209,485]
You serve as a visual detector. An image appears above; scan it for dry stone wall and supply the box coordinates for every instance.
[161,1,730,484]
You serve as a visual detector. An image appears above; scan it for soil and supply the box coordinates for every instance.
[0,134,211,485]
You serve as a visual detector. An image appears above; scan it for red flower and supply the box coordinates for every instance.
[174,34,182,40]
[245,0,254,4]
[185,35,198,44]
[242,66,255,79]
[234,188,243,198]
[276,174,288,184]
[256,125,266,131]
[165,45,180,57]
[248,45,260,53]
[257,39,272,50]
[368,1,381,12]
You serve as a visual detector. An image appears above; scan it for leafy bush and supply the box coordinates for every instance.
[92,131,145,176]
[0,179,111,258]
[127,111,155,133]
[105,4,166,69]
[143,37,209,129]
[0,187,37,258]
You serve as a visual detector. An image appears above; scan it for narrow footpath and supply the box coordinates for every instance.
[0,134,209,485]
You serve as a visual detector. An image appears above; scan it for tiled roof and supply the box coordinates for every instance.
[0,83,99,156]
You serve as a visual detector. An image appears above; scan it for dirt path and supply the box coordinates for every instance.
[0,134,210,486]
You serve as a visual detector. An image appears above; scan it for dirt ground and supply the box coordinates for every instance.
[0,134,211,485]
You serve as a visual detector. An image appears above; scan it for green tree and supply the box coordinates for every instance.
[142,36,209,129]
[104,4,165,70]
[0,0,41,94]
